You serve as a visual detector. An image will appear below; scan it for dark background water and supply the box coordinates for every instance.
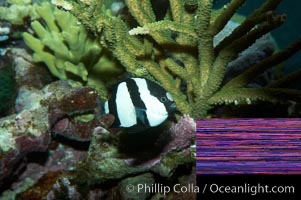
[214,0,301,74]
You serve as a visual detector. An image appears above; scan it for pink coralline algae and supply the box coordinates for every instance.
[165,114,196,151]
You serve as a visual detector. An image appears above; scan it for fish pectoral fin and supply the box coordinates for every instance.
[135,107,148,125]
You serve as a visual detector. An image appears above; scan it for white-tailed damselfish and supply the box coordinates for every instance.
[104,78,176,133]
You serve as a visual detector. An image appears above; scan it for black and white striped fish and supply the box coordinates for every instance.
[104,78,176,133]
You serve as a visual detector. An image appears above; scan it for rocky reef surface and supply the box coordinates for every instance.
[0,48,196,199]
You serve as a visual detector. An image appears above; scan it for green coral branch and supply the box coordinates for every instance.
[23,2,101,82]
[182,1,196,25]
[196,0,215,89]
[19,2,124,99]
[169,0,184,22]
[162,53,199,103]
[35,2,60,32]
[126,0,175,45]
[126,36,146,57]
[101,16,152,78]
[215,0,282,54]
[174,34,198,47]
[266,69,301,88]
[125,0,155,24]
[209,88,301,106]
[204,13,285,97]
[111,18,145,57]
[0,0,38,24]
[163,58,188,80]
[25,0,301,118]
[224,37,301,89]
[128,20,197,37]
[202,49,234,98]
[23,32,63,78]
[226,13,285,54]
[253,0,283,16]
[209,0,246,35]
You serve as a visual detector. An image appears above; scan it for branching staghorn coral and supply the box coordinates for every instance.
[23,2,126,98]
[0,0,50,24]
[23,2,100,82]
[41,0,301,117]
[0,1,124,99]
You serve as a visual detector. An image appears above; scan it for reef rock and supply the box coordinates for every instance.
[0,80,103,188]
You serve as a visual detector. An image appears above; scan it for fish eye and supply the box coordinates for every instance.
[160,97,167,102]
